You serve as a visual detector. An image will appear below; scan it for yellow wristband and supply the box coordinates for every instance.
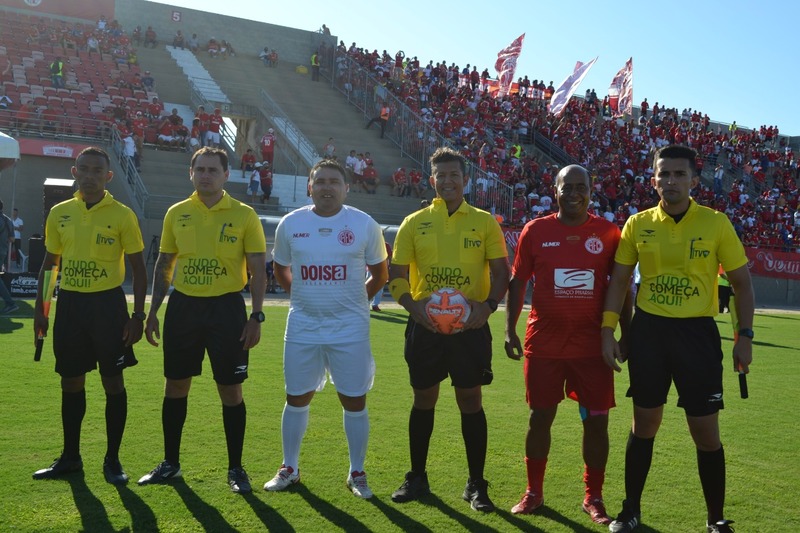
[601,311,620,330]
[389,278,411,302]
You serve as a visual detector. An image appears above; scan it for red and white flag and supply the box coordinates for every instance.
[548,57,598,117]
[494,34,525,98]
[608,57,633,117]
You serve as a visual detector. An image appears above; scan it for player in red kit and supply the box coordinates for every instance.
[505,165,629,525]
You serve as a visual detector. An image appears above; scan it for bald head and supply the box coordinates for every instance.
[555,164,590,188]
[554,164,591,225]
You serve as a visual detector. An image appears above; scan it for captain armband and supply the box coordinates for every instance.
[601,311,620,330]
[389,278,411,302]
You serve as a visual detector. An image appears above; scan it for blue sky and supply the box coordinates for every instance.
[151,0,800,135]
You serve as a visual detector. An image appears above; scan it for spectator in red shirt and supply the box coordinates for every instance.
[147,97,163,121]
[361,161,379,194]
[206,108,223,148]
[240,149,257,173]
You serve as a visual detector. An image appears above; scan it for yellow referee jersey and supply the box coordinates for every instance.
[45,191,144,292]
[615,199,747,318]
[160,191,266,296]
[392,198,507,301]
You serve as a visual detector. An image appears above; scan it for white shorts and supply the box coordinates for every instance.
[158,134,174,142]
[189,137,200,147]
[283,340,375,397]
[205,131,220,144]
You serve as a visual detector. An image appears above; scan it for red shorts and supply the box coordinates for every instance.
[524,356,615,411]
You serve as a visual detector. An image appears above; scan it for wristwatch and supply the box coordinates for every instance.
[738,328,754,339]
[131,311,146,321]
[250,311,266,323]
[485,299,499,313]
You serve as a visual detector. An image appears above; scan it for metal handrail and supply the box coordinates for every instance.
[322,52,515,222]
[108,127,148,219]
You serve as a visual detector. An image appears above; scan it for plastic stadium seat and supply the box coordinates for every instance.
[144,127,158,143]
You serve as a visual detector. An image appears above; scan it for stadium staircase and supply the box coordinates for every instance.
[191,53,425,224]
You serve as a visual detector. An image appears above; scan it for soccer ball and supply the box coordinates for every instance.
[425,288,471,335]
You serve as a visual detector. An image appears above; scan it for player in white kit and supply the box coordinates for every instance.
[264,159,388,498]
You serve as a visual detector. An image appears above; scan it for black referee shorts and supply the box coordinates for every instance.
[53,287,138,378]
[404,318,493,389]
[162,290,249,385]
[627,308,724,416]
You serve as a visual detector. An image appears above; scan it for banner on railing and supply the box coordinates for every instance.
[0,0,114,20]
[745,247,800,280]
[503,228,522,250]
[18,138,92,159]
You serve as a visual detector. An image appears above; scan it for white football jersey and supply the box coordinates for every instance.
[273,205,387,343]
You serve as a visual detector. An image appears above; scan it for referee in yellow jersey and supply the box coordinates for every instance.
[389,147,509,512]
[601,145,754,533]
[138,147,267,493]
[33,147,147,485]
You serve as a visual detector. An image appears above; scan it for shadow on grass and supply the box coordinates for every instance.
[294,484,372,532]
[241,492,295,532]
[369,311,408,325]
[366,496,434,532]
[417,493,508,532]
[495,505,594,533]
[719,334,795,350]
[758,313,800,321]
[65,472,117,532]
[171,479,238,532]
[0,317,25,334]
[116,483,157,532]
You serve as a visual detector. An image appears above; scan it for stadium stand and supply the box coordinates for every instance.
[321,39,798,252]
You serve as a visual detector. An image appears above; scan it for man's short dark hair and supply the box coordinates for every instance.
[309,158,347,182]
[655,145,698,176]
[430,146,466,175]
[191,147,229,171]
[77,146,111,167]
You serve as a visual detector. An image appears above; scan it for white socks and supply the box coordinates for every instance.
[281,403,369,474]
[281,403,309,469]
[344,407,369,473]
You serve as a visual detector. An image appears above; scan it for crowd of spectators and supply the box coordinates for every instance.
[325,39,798,252]
[0,13,240,164]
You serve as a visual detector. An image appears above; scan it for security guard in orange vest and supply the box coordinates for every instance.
[366,103,391,138]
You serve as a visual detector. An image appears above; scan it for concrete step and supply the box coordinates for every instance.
[197,55,423,224]
[135,46,194,105]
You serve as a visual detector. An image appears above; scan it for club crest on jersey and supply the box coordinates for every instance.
[338,228,355,246]
[585,236,603,254]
